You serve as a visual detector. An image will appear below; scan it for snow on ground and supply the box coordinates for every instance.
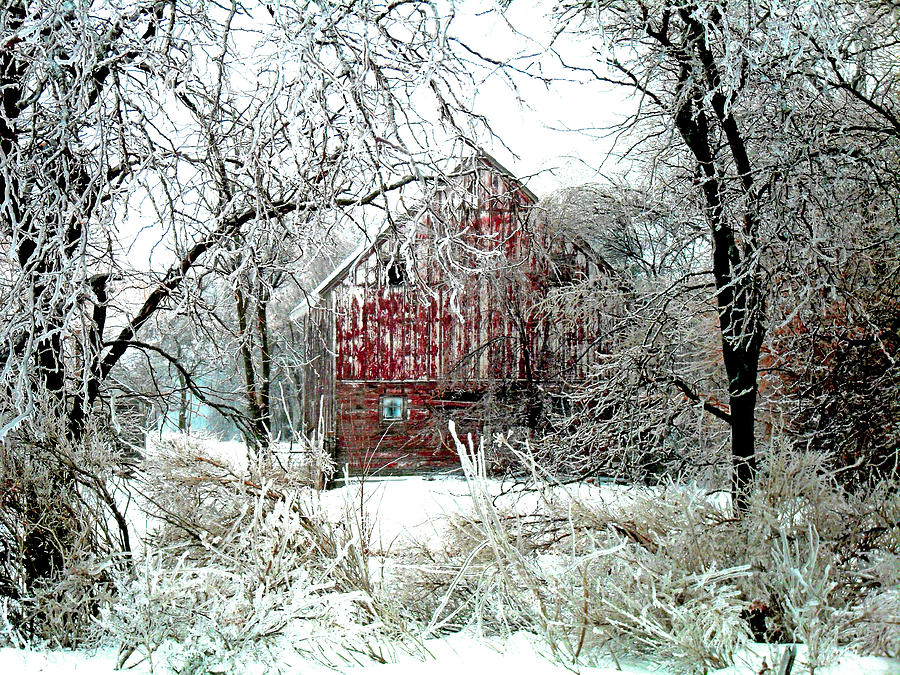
[312,473,657,553]
[1,638,897,675]
[0,647,125,675]
[355,639,900,675]
[146,433,306,475]
[149,432,654,553]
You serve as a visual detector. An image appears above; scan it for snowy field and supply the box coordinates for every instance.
[1,636,897,675]
[1,437,896,675]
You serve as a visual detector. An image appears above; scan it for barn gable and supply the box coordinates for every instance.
[294,152,601,474]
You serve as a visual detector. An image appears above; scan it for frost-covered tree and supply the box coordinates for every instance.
[484,0,900,503]
[0,0,470,635]
[529,183,730,483]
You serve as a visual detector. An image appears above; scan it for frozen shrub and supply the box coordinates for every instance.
[845,551,900,658]
[584,557,751,673]
[0,419,131,647]
[769,527,840,673]
[104,434,403,671]
[91,431,899,673]
[390,426,752,674]
[401,430,899,673]
[739,446,900,663]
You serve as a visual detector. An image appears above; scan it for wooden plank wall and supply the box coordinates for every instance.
[332,381,462,473]
[328,161,601,386]
[300,298,336,438]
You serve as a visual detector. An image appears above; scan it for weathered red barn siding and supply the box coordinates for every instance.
[300,155,603,473]
[333,381,468,473]
[301,298,336,441]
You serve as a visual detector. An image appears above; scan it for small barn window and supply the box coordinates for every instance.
[386,261,406,286]
[380,395,406,423]
[549,252,579,286]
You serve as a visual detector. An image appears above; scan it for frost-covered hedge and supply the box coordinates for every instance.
[10,431,894,674]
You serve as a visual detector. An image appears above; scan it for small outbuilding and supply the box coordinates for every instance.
[292,153,603,475]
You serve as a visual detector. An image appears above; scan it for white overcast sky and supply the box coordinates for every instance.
[449,0,636,196]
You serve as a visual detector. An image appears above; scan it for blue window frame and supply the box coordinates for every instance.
[380,395,406,423]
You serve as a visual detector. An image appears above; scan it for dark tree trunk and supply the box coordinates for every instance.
[256,284,272,439]
[178,369,189,432]
[729,389,758,506]
[660,8,767,511]
[236,287,270,455]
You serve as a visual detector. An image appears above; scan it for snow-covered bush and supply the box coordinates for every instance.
[103,434,402,671]
[0,419,131,647]
[88,432,897,673]
[393,431,899,673]
[383,428,751,674]
[104,502,331,670]
[770,526,840,673]
[741,447,900,663]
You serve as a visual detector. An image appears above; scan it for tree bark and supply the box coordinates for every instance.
[657,9,767,510]
[236,286,268,452]
[256,284,272,440]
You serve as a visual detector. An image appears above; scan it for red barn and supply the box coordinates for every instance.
[293,153,601,475]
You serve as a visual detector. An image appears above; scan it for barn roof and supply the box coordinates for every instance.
[289,151,537,322]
